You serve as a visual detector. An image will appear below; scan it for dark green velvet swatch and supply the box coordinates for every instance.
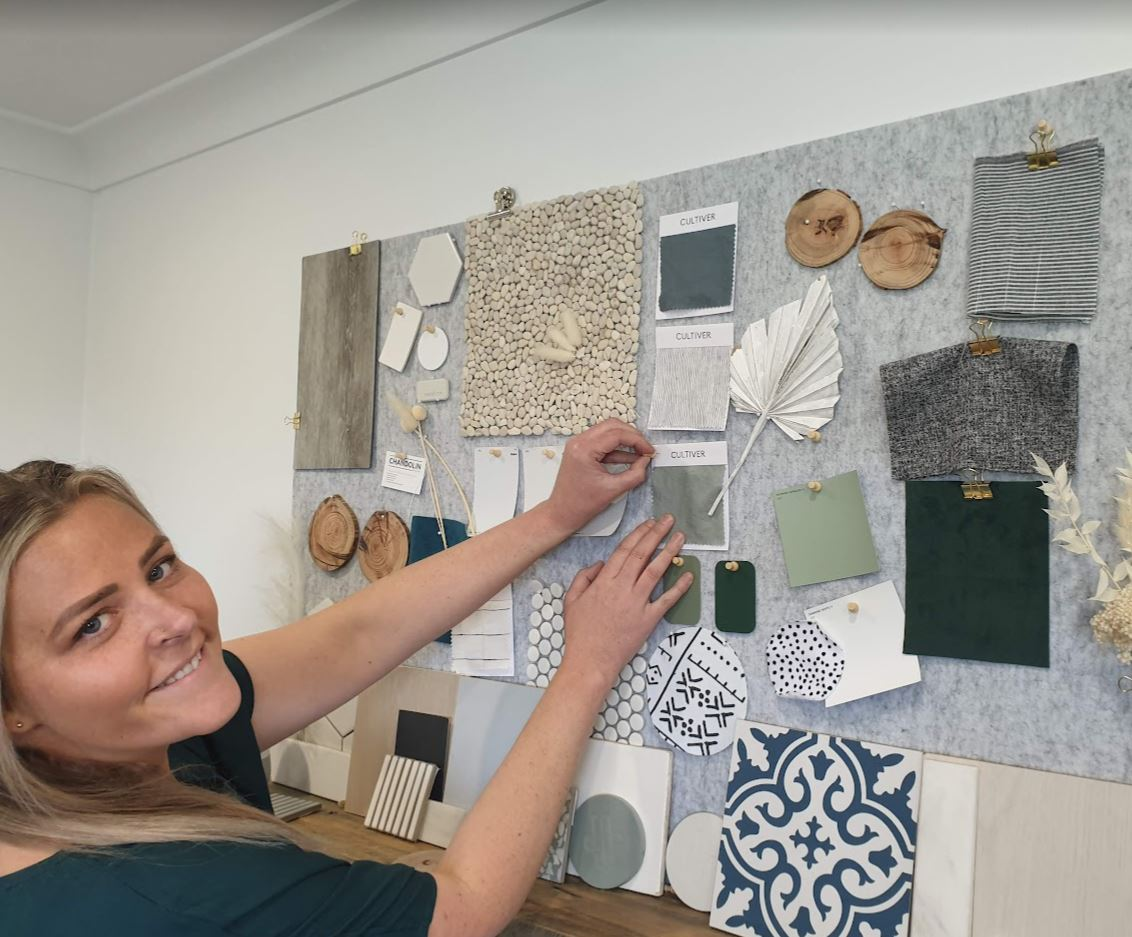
[658,225,736,312]
[715,561,756,633]
[904,481,1049,667]
[662,556,701,625]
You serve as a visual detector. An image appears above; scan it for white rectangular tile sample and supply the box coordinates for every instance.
[418,800,467,849]
[378,301,423,371]
[806,580,921,707]
[648,323,733,431]
[911,758,978,937]
[522,445,627,537]
[269,737,351,802]
[473,446,519,533]
[567,737,673,897]
[444,678,544,809]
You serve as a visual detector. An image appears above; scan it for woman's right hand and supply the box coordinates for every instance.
[558,515,691,689]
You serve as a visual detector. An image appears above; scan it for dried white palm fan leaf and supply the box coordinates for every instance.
[708,276,843,515]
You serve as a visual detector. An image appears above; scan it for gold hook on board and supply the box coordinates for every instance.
[349,230,368,256]
[1027,120,1059,171]
[283,411,301,430]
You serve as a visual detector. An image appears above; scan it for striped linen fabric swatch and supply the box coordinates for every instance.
[966,138,1105,322]
[365,754,439,841]
[648,324,733,431]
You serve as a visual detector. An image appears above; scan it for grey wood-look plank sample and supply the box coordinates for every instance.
[294,243,380,469]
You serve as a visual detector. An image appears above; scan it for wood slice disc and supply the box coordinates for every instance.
[784,188,863,267]
[359,510,410,582]
[308,495,359,572]
[858,209,946,289]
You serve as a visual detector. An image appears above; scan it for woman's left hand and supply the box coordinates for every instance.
[542,419,655,535]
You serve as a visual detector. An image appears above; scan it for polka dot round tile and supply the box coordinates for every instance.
[645,627,748,757]
[766,620,845,701]
[569,794,646,890]
[665,812,723,912]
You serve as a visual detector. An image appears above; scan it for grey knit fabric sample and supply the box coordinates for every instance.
[880,338,1078,480]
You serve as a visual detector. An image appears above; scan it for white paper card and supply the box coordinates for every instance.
[656,201,738,320]
[522,445,627,537]
[451,606,514,677]
[380,451,425,494]
[655,323,734,349]
[805,580,922,707]
[473,447,519,534]
[378,302,423,372]
[652,441,729,468]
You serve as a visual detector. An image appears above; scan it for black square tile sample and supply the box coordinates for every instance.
[394,709,450,801]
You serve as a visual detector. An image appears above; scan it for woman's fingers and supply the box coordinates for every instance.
[604,518,657,577]
[636,530,686,593]
[616,514,675,582]
[564,561,604,606]
[586,419,656,461]
[648,571,694,618]
[601,449,639,465]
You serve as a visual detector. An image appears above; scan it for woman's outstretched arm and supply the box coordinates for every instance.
[227,419,655,749]
[429,515,690,937]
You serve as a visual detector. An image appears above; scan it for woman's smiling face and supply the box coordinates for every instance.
[2,495,240,766]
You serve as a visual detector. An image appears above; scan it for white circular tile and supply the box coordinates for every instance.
[628,732,644,746]
[617,700,631,719]
[550,631,564,650]
[605,689,619,708]
[528,628,540,645]
[532,593,545,611]
[629,713,645,731]
[416,325,449,370]
[630,674,646,694]
[539,639,552,656]
[618,682,632,701]
[536,674,549,688]
[527,646,539,663]
[549,649,562,667]
[594,712,606,732]
[629,694,644,713]
[541,604,554,622]
[529,611,542,628]
[541,588,553,603]
[550,582,564,598]
[665,813,724,912]
[620,664,633,682]
[526,663,539,681]
[602,726,618,741]
[632,656,647,674]
[539,621,553,638]
[552,614,565,631]
[551,598,563,614]
[538,657,551,675]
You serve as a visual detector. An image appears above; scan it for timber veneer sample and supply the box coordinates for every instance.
[294,243,380,469]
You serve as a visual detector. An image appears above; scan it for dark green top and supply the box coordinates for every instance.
[1,651,437,936]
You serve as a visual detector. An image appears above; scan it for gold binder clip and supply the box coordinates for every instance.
[283,411,301,430]
[961,468,993,500]
[1027,120,1059,171]
[349,230,368,256]
[487,186,516,220]
[967,319,1001,357]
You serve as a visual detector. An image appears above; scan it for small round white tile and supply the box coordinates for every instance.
[550,582,564,598]
[416,325,449,370]
[541,604,554,622]
[550,631,564,650]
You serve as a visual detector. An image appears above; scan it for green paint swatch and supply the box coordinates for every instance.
[772,471,879,587]
[904,481,1049,667]
[715,561,756,633]
[662,556,701,625]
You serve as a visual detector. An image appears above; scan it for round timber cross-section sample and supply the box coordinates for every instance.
[858,208,946,289]
[569,793,647,890]
[785,188,863,267]
[359,510,410,582]
[308,495,359,572]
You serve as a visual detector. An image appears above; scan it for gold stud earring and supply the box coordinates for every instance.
[14,722,23,729]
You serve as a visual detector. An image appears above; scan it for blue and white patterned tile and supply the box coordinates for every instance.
[711,720,921,937]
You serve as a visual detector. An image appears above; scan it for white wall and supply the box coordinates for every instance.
[80,0,1132,638]
[0,166,91,469]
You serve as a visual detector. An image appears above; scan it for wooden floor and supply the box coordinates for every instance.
[288,791,715,937]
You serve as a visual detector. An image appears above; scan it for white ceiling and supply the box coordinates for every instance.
[0,0,339,129]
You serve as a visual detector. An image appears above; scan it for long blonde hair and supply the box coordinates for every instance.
[0,461,304,852]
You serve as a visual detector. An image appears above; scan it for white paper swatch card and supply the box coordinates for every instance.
[380,451,425,495]
[521,445,626,537]
[648,323,733,431]
[473,447,519,534]
[378,302,423,372]
[805,580,921,707]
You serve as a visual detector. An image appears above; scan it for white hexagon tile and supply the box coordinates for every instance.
[526,581,646,746]
[408,233,463,306]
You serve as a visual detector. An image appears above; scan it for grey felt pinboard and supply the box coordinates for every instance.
[294,69,1132,825]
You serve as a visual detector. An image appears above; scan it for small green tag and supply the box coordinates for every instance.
[715,560,756,633]
[662,556,701,625]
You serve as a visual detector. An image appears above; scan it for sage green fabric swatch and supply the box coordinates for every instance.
[715,561,756,633]
[904,480,1049,667]
[771,471,880,587]
[651,464,727,549]
[662,556,701,624]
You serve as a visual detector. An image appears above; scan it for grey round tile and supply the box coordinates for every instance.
[569,794,646,890]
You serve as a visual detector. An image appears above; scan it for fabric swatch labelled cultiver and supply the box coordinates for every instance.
[472,447,519,533]
[651,442,729,551]
[772,470,878,587]
[715,560,756,634]
[657,202,738,318]
[765,621,845,701]
[648,324,733,431]
[967,138,1104,322]
[712,721,921,937]
[522,446,627,537]
[904,481,1049,667]
[805,580,921,707]
[646,627,748,757]
[662,555,701,625]
[880,338,1078,480]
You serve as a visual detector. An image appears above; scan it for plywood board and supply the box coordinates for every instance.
[344,665,459,817]
[294,243,380,469]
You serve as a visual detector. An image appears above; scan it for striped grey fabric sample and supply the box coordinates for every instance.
[880,338,1078,480]
[648,345,730,431]
[967,138,1104,322]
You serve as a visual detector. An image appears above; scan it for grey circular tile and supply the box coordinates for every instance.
[569,794,646,890]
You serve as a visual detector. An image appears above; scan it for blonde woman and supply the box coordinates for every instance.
[0,419,691,936]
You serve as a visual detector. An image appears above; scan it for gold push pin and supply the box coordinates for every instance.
[394,304,405,316]
[349,230,368,256]
[671,556,685,567]
[425,324,436,334]
[807,429,822,443]
[489,448,502,458]
[847,601,860,614]
[807,481,822,493]
[725,561,739,572]
[543,448,556,459]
